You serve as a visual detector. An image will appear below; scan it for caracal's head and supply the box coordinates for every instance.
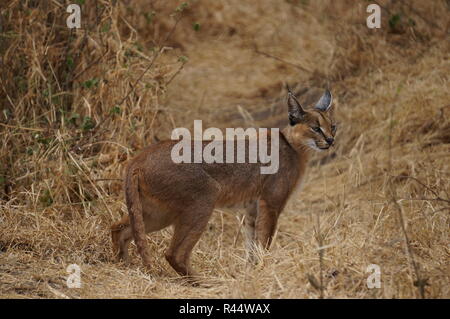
[286,88,337,152]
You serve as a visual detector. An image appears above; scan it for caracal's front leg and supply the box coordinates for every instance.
[244,200,258,263]
[255,199,281,250]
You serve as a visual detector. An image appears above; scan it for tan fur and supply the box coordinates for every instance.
[111,215,132,262]
[111,89,336,281]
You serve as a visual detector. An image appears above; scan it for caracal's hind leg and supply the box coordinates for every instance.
[165,203,215,284]
[111,215,133,263]
[244,200,258,264]
[111,206,175,264]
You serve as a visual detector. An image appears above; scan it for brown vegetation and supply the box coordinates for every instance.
[0,0,449,298]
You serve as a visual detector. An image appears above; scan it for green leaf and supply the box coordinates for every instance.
[389,14,401,29]
[40,189,53,207]
[101,22,111,33]
[66,55,74,69]
[178,55,189,63]
[175,2,189,13]
[82,116,95,131]
[33,133,52,145]
[134,42,144,52]
[82,78,100,89]
[37,136,52,145]
[193,22,201,31]
[110,106,121,115]
[144,11,156,24]
[67,112,80,125]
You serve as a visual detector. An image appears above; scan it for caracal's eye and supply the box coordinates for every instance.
[312,126,321,133]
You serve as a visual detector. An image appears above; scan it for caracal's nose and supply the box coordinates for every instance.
[326,137,334,146]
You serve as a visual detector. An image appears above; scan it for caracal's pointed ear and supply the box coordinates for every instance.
[287,86,306,125]
[314,89,333,112]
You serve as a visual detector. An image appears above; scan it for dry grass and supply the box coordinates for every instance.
[0,0,449,298]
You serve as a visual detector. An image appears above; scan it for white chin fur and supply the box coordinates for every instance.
[306,139,323,152]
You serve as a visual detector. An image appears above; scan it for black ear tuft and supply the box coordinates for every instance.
[289,114,301,126]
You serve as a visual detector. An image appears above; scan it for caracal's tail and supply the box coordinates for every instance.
[126,168,151,268]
